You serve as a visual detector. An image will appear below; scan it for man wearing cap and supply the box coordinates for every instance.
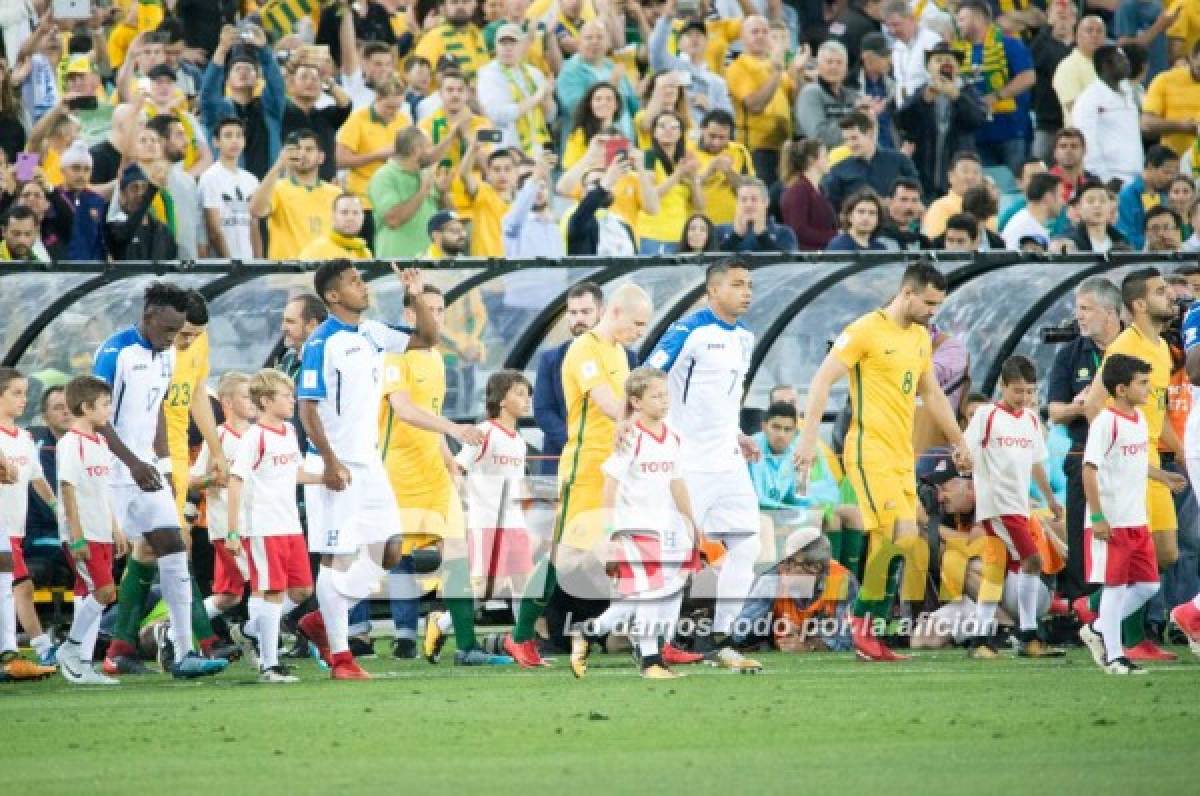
[104,163,178,261]
[423,210,470,259]
[369,127,454,258]
[200,23,286,180]
[131,62,211,178]
[1002,172,1064,251]
[55,140,108,261]
[63,56,115,147]
[477,23,558,155]
[858,32,898,149]
[648,3,733,128]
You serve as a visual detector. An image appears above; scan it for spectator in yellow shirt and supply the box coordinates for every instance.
[726,15,803,185]
[922,151,984,239]
[632,71,689,150]
[1142,41,1200,157]
[335,77,413,238]
[248,130,342,259]
[418,70,493,212]
[689,109,755,226]
[562,81,633,168]
[298,194,374,260]
[636,111,705,254]
[414,0,492,80]
[460,139,518,257]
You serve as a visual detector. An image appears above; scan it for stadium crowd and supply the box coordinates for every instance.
[2,0,1200,683]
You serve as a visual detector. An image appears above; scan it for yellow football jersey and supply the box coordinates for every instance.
[266,178,342,260]
[833,310,932,470]
[558,331,630,486]
[380,349,452,500]
[165,329,209,463]
[1103,324,1171,448]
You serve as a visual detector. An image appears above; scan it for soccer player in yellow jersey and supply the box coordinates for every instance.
[1084,268,1188,662]
[796,263,971,662]
[378,286,510,665]
[504,284,653,668]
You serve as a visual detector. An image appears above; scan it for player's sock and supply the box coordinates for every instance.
[202,596,223,620]
[852,556,901,628]
[29,632,53,658]
[1122,582,1159,623]
[258,601,282,669]
[841,529,866,577]
[80,604,103,664]
[190,578,217,646]
[973,595,999,638]
[445,558,477,650]
[281,595,297,616]
[245,595,264,638]
[588,600,635,636]
[1098,585,1127,663]
[713,533,761,635]
[1088,590,1101,614]
[287,595,315,627]
[112,558,155,652]
[1194,595,1200,610]
[0,572,14,652]
[1016,572,1041,635]
[826,531,844,563]
[512,559,557,643]
[1121,605,1147,647]
[67,594,103,647]
[316,566,350,654]
[158,552,195,664]
[437,611,453,633]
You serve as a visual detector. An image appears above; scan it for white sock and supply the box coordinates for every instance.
[259,600,283,669]
[713,533,761,635]
[245,596,264,638]
[282,595,298,615]
[1122,581,1159,619]
[1098,585,1127,663]
[437,611,453,633]
[0,572,14,653]
[1193,594,1200,610]
[203,595,223,620]
[30,632,52,657]
[1016,573,1041,632]
[973,595,999,637]
[80,605,103,664]
[157,553,194,664]
[587,601,635,636]
[67,595,104,660]
[316,566,350,655]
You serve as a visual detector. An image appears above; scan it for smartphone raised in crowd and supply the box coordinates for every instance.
[476,130,503,144]
[604,137,630,166]
[15,152,40,183]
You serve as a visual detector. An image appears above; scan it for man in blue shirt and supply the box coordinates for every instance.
[1116,145,1179,249]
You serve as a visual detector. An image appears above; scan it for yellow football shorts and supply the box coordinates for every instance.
[845,463,918,534]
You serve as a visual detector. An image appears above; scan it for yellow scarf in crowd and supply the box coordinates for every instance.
[501,64,551,155]
[329,230,371,258]
[952,24,1016,114]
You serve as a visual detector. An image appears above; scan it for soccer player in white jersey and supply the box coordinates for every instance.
[93,282,228,679]
[294,260,437,680]
[55,376,128,685]
[644,258,763,672]
[190,372,255,628]
[1078,354,1163,675]
[424,370,535,663]
[0,368,58,680]
[571,367,700,680]
[1174,300,1200,657]
[962,355,1065,659]
[227,370,318,683]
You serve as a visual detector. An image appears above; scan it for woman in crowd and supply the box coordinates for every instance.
[1168,175,1196,239]
[633,71,689,150]
[678,213,718,253]
[562,82,633,170]
[779,138,836,251]
[635,111,704,255]
[826,188,886,252]
[5,178,70,259]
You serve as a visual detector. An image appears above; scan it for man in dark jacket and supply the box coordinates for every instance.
[716,179,798,252]
[893,43,987,198]
[104,164,178,261]
[566,157,638,256]
[820,111,920,215]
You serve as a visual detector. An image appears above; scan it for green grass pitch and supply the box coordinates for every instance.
[4,642,1198,794]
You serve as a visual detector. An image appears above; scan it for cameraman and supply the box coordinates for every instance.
[1046,276,1121,601]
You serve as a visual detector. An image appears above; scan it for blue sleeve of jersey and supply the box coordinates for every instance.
[296,338,327,400]
[1183,303,1200,351]
[1003,36,1033,74]
[644,318,695,373]
[92,341,121,386]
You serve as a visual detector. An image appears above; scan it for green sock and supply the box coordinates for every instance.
[851,556,901,621]
[444,558,477,651]
[842,529,866,578]
[1122,604,1147,647]
[826,531,844,563]
[114,558,156,646]
[1089,591,1101,613]
[512,558,557,643]
[190,577,214,642]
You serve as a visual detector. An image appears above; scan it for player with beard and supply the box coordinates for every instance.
[795,263,972,662]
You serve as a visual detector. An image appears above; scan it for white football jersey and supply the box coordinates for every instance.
[93,326,174,485]
[230,422,304,537]
[190,423,249,537]
[455,420,528,530]
[297,316,412,464]
[55,429,115,543]
[1083,407,1149,529]
[964,402,1047,520]
[0,425,44,537]
[601,421,683,532]
[645,308,753,473]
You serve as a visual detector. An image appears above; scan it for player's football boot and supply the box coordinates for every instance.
[348,636,376,659]
[170,651,229,679]
[1104,655,1148,675]
[569,633,589,678]
[5,658,55,680]
[1017,639,1066,658]
[37,645,58,666]
[662,643,704,665]
[1072,597,1097,625]
[1078,623,1108,669]
[503,634,550,668]
[1124,640,1178,662]
[153,623,174,672]
[1169,602,1200,659]
[423,611,447,663]
[330,651,371,680]
[57,641,85,682]
[1049,596,1070,616]
[259,665,300,684]
[76,666,120,686]
[298,612,333,668]
[640,664,682,680]
[200,639,243,663]
[230,622,261,669]
[966,640,1001,660]
[454,647,514,666]
[102,654,152,676]
[0,649,16,663]
[712,647,763,673]
[851,616,908,662]
[392,638,418,659]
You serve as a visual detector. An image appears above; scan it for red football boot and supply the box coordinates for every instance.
[662,643,704,665]
[503,634,548,668]
[298,611,333,667]
[1125,639,1178,662]
[330,650,371,680]
[1072,597,1097,625]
